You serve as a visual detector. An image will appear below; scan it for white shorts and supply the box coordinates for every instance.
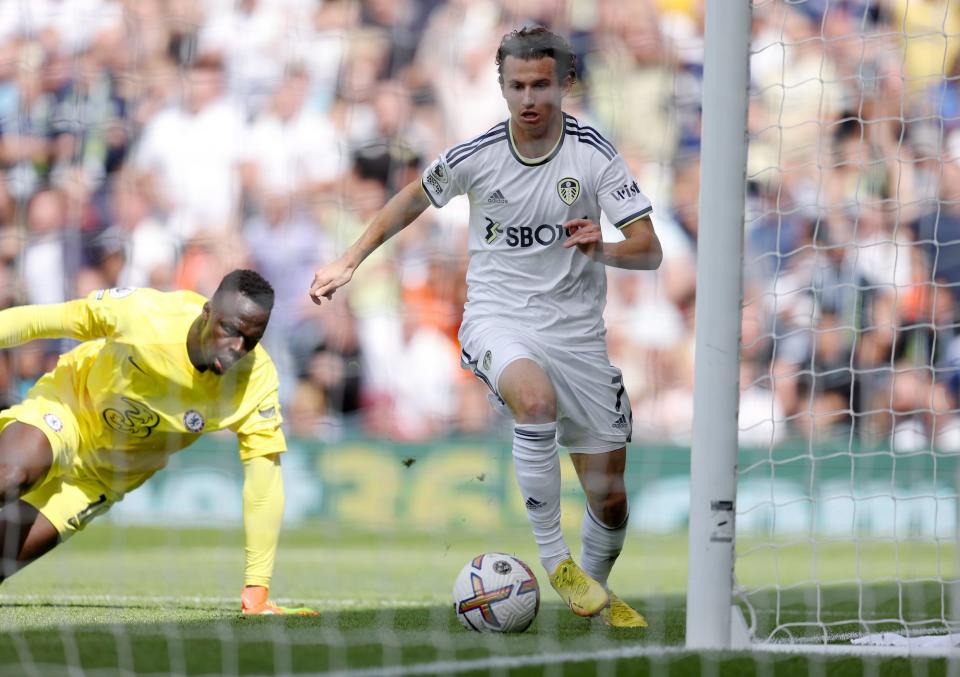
[459,322,632,453]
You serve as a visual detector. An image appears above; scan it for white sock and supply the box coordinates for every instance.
[580,503,627,587]
[512,422,568,573]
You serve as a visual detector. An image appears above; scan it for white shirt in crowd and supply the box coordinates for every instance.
[243,108,345,195]
[134,99,246,241]
[0,0,121,53]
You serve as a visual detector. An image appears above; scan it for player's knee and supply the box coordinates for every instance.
[584,474,629,528]
[589,487,628,527]
[500,360,556,422]
[0,425,53,495]
[511,394,556,423]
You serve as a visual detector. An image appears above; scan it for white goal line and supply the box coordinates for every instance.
[324,646,694,677]
[756,642,960,659]
[0,594,431,609]
[15,643,959,677]
[323,641,960,677]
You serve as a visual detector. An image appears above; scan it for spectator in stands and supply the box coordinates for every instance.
[241,66,346,205]
[21,189,70,306]
[288,300,364,435]
[95,174,178,290]
[198,0,291,111]
[0,43,56,201]
[134,53,245,245]
[245,192,330,405]
[585,0,680,167]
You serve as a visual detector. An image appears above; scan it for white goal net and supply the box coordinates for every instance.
[735,0,960,647]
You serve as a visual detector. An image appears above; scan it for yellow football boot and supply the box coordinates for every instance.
[548,558,609,617]
[599,591,648,628]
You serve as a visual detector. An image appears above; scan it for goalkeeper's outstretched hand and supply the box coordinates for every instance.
[241,586,318,615]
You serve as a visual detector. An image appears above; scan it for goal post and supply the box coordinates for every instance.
[685,0,753,650]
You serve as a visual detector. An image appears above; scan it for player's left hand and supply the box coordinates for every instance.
[562,219,602,259]
[241,586,319,615]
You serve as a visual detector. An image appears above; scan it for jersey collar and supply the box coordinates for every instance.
[507,119,565,167]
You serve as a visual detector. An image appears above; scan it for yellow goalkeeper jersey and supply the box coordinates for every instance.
[3,287,286,493]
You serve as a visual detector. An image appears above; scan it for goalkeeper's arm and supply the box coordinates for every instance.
[240,453,317,615]
[0,299,111,347]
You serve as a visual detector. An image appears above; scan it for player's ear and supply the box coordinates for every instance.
[202,301,211,319]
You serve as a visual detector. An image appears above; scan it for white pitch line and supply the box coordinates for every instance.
[320,641,960,677]
[0,594,433,609]
[320,645,693,677]
[755,642,960,658]
[7,595,959,663]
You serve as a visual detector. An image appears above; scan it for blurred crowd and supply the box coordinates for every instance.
[0,0,956,450]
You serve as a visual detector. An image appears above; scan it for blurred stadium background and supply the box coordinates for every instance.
[0,0,959,673]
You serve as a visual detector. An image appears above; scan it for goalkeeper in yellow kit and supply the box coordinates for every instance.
[0,269,315,615]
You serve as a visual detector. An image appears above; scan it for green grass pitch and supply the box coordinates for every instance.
[0,524,953,675]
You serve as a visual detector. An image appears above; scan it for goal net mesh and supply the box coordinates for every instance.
[738,0,960,645]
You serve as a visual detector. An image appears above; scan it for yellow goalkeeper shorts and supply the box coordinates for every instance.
[1,397,113,538]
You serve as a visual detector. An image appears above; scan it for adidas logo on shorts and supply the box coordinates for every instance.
[612,414,629,430]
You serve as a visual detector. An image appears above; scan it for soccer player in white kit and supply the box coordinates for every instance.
[310,27,662,627]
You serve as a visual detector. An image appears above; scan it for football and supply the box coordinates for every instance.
[452,552,540,633]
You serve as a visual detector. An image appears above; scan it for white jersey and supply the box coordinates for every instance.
[421,113,652,345]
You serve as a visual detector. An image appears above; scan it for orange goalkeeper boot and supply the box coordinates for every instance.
[241,586,318,615]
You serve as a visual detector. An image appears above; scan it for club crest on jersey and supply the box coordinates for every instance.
[557,177,580,206]
[43,413,63,432]
[94,287,138,301]
[183,410,205,433]
[109,287,137,299]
